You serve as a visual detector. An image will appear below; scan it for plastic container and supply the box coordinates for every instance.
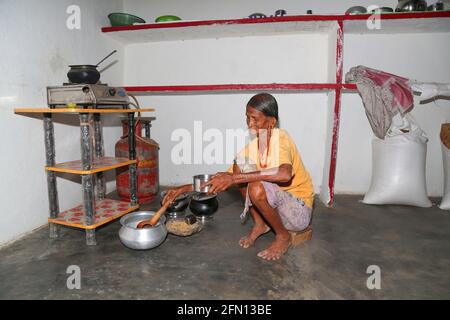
[155,15,181,23]
[108,13,145,27]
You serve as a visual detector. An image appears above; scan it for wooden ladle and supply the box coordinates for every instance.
[136,202,170,229]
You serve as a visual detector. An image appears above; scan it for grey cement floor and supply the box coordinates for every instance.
[1,191,450,300]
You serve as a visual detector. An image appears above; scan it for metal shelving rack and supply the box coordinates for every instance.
[14,108,155,245]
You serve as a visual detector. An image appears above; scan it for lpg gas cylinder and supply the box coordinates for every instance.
[115,118,159,204]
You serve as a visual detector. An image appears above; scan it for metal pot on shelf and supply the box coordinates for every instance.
[370,7,394,13]
[396,0,428,12]
[427,1,444,10]
[345,6,367,14]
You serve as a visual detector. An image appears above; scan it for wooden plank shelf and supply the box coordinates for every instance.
[14,108,155,114]
[45,157,136,175]
[124,83,358,94]
[101,12,450,43]
[48,199,138,230]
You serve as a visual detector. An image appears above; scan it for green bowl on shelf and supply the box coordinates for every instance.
[155,15,182,23]
[108,13,146,26]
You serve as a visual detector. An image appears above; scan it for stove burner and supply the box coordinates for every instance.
[47,84,130,109]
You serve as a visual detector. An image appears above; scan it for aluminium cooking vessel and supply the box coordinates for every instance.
[119,211,167,250]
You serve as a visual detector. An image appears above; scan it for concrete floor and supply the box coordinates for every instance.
[1,191,450,300]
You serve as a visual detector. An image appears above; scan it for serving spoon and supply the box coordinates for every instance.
[136,202,170,229]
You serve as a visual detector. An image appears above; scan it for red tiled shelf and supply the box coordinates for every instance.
[48,199,139,230]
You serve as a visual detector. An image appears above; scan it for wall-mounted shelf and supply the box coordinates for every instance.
[124,83,357,94]
[102,12,450,43]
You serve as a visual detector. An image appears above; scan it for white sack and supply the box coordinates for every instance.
[363,120,432,207]
[439,143,450,210]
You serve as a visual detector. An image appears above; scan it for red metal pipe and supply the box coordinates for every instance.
[327,20,345,207]
[124,83,355,93]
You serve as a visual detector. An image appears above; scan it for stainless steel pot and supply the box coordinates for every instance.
[427,2,444,10]
[396,0,428,12]
[193,174,213,193]
[345,6,367,14]
[370,7,394,13]
[119,211,167,250]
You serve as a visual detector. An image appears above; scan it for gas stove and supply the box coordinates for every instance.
[47,83,130,108]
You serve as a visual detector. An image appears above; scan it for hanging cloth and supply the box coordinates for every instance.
[345,65,414,139]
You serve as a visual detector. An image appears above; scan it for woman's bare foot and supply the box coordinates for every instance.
[257,235,291,260]
[239,224,270,248]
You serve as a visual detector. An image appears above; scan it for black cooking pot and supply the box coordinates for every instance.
[67,50,117,84]
[189,195,219,217]
[67,65,100,84]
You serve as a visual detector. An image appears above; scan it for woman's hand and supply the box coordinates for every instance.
[162,186,188,205]
[202,172,235,194]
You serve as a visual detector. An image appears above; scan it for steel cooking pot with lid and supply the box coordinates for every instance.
[396,0,428,12]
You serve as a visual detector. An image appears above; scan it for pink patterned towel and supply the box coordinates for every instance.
[346,66,414,139]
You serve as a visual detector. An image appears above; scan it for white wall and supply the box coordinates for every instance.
[0,0,124,246]
[121,0,450,197]
[124,34,332,189]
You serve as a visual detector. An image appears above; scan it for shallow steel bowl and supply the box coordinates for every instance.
[345,6,367,14]
[119,211,167,250]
